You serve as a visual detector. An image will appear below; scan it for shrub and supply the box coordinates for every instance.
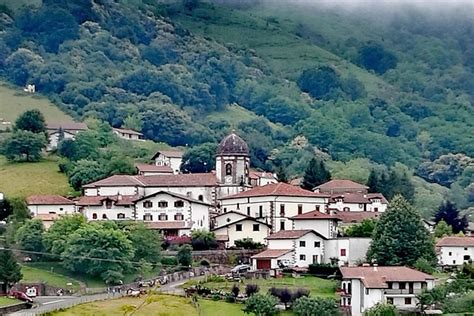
[363,303,399,316]
[177,244,193,267]
[161,256,178,266]
[243,294,278,316]
[231,284,240,297]
[212,293,221,301]
[234,238,264,249]
[414,257,436,274]
[292,288,310,301]
[293,296,340,316]
[206,274,226,283]
[307,263,339,277]
[225,293,236,303]
[245,284,259,296]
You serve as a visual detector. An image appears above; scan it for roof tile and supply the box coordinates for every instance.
[436,236,474,247]
[251,249,293,259]
[340,266,434,288]
[27,195,75,205]
[221,183,329,200]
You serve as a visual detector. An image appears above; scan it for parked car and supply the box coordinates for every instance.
[9,290,33,304]
[231,264,252,274]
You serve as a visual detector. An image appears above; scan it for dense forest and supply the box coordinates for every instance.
[0,0,472,217]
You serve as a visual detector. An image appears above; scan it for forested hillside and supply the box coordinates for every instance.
[0,0,472,216]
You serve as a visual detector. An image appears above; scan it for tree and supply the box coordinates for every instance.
[434,201,468,233]
[385,166,415,202]
[243,293,278,316]
[0,248,23,293]
[68,160,105,190]
[301,158,331,190]
[15,219,45,256]
[345,219,376,237]
[275,165,288,183]
[177,244,192,267]
[123,114,142,132]
[0,199,12,221]
[123,222,161,264]
[61,223,134,281]
[43,214,87,257]
[2,130,47,161]
[363,303,399,316]
[292,296,340,316]
[297,66,342,100]
[417,153,472,187]
[434,220,453,238]
[367,195,436,266]
[190,229,217,250]
[180,143,217,173]
[367,169,382,193]
[357,43,398,75]
[106,155,135,176]
[234,238,264,250]
[14,110,47,134]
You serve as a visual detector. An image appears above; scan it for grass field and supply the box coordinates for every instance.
[0,83,74,130]
[0,296,20,307]
[21,265,82,291]
[49,295,199,316]
[185,276,337,298]
[199,299,294,316]
[0,155,73,198]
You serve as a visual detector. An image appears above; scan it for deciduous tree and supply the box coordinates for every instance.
[243,293,278,316]
[292,296,340,316]
[2,130,47,162]
[434,201,468,233]
[14,109,47,134]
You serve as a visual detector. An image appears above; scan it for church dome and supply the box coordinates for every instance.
[217,132,249,156]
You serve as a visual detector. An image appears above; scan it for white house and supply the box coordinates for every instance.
[26,195,76,228]
[152,150,184,174]
[328,192,388,213]
[436,236,474,267]
[135,163,173,176]
[249,171,278,187]
[113,127,143,141]
[76,195,137,221]
[324,237,371,266]
[251,230,327,270]
[291,210,340,239]
[212,215,271,248]
[46,122,88,151]
[340,266,435,316]
[314,179,369,194]
[220,182,329,232]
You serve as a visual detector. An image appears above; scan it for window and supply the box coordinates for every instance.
[259,205,263,218]
[198,195,204,201]
[158,201,168,208]
[117,213,125,219]
[347,298,351,306]
[237,203,240,210]
[102,214,107,219]
[92,213,97,219]
[299,254,306,260]
[158,214,168,221]
[253,224,260,231]
[404,297,412,305]
[453,260,456,264]
[143,201,152,208]
[236,224,242,231]
[174,214,184,221]
[59,207,63,211]
[399,282,406,290]
[225,163,232,176]
[359,203,364,209]
[464,255,471,261]
[387,297,393,304]
[226,218,231,223]
[224,208,227,213]
[298,204,303,215]
[315,205,320,212]
[280,204,285,216]
[143,214,152,221]
[365,288,369,295]
[314,241,321,247]
[343,207,350,212]
[49,211,56,214]
[387,282,392,289]
[340,249,346,256]
[465,247,468,251]
[299,241,306,247]
[280,221,285,231]
[347,283,351,294]
[374,207,379,212]
[449,252,452,256]
[174,200,184,208]
[247,206,251,216]
[105,200,112,209]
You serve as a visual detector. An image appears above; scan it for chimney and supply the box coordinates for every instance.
[373,263,378,271]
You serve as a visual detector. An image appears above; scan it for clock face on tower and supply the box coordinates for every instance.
[225,175,233,184]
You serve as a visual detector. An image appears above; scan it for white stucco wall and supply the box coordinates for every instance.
[212,219,270,247]
[28,204,76,216]
[292,219,338,239]
[47,131,75,151]
[438,245,474,266]
[329,200,387,213]
[324,238,371,266]
[155,155,182,174]
[81,204,134,221]
[144,186,213,205]
[214,212,246,228]
[267,233,325,267]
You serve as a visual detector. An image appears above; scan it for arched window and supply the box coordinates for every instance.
[174,200,184,208]
[343,207,350,212]
[198,195,204,201]
[225,163,232,176]
[158,201,168,208]
[92,213,97,220]
[143,201,153,208]
[117,213,125,219]
[102,214,107,219]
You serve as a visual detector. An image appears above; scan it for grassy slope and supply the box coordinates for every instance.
[0,297,20,307]
[0,83,74,130]
[21,265,82,291]
[49,295,199,316]
[0,156,72,198]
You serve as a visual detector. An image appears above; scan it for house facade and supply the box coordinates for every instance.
[249,171,278,187]
[152,150,184,174]
[340,266,435,316]
[220,183,329,232]
[46,122,87,151]
[135,163,174,176]
[26,195,77,228]
[112,127,143,140]
[212,216,271,248]
[436,236,474,266]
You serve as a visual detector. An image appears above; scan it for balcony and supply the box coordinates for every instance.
[384,288,422,295]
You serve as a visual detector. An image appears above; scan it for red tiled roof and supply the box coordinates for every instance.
[221,182,330,200]
[135,164,173,173]
[292,210,341,221]
[46,122,87,131]
[251,249,293,259]
[436,237,474,247]
[113,127,143,136]
[82,175,143,188]
[75,195,138,206]
[335,211,380,223]
[315,179,368,191]
[27,195,75,205]
[145,221,191,230]
[137,173,217,187]
[340,266,434,288]
[152,150,184,159]
[135,190,212,206]
[267,229,315,240]
[331,193,388,204]
[35,213,61,221]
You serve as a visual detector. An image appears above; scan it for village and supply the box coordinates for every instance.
[0,124,470,316]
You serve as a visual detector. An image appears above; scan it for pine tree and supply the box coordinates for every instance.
[0,248,23,293]
[367,169,380,193]
[301,158,331,190]
[367,195,436,266]
[434,201,468,233]
[276,165,288,183]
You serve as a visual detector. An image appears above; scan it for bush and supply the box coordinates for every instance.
[245,284,259,296]
[307,263,339,277]
[363,303,399,316]
[292,288,310,301]
[414,257,436,274]
[177,244,193,267]
[234,238,264,250]
[293,296,340,316]
[225,293,236,303]
[161,256,178,266]
[243,294,278,316]
[231,284,240,297]
[212,293,221,301]
[206,274,226,283]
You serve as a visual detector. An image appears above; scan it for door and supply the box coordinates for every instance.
[409,282,414,294]
[257,259,271,270]
[312,255,319,264]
